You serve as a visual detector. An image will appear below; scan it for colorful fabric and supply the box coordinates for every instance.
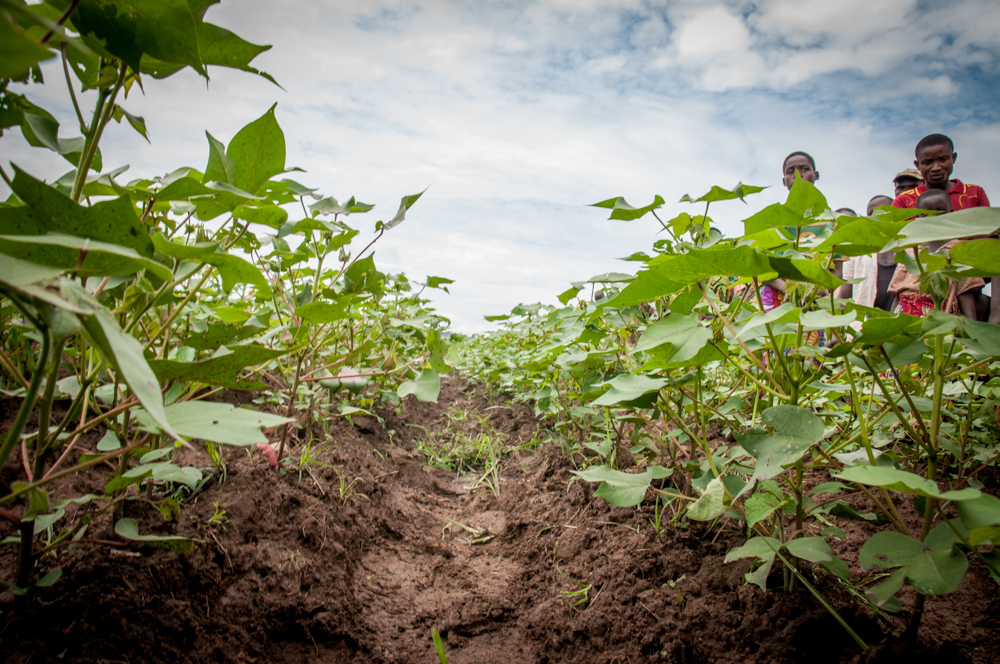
[896,291,958,317]
[706,276,735,303]
[732,283,783,312]
[892,180,990,211]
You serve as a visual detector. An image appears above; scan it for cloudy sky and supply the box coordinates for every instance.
[3,0,999,331]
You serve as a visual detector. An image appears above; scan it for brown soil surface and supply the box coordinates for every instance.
[1,380,998,663]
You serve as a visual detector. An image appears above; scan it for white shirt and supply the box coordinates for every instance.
[843,254,878,308]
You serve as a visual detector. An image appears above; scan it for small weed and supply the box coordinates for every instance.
[331,467,367,505]
[431,628,448,663]
[556,565,592,608]
[207,502,229,530]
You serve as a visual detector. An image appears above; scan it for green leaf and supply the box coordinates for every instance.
[784,537,833,563]
[681,186,739,204]
[153,177,216,201]
[632,314,701,353]
[725,536,781,563]
[0,233,172,280]
[573,465,671,508]
[0,14,55,78]
[784,174,828,217]
[233,204,288,229]
[744,493,785,529]
[0,166,152,256]
[112,105,149,142]
[743,203,803,236]
[813,218,906,256]
[226,104,286,195]
[907,548,968,596]
[384,189,427,230]
[737,406,823,492]
[73,301,179,442]
[204,131,235,184]
[592,373,668,407]
[397,369,440,402]
[558,285,581,305]
[147,344,291,391]
[21,113,95,169]
[0,255,64,287]
[768,256,845,289]
[834,466,982,501]
[733,303,801,340]
[950,238,1000,276]
[687,477,726,521]
[195,21,275,84]
[294,298,353,324]
[202,253,272,296]
[956,493,1000,531]
[859,531,925,570]
[867,567,907,608]
[151,234,218,260]
[799,310,856,331]
[114,518,195,553]
[893,207,1000,247]
[134,401,293,446]
[591,195,664,221]
[34,568,63,588]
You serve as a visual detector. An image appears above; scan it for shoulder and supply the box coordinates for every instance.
[892,190,918,208]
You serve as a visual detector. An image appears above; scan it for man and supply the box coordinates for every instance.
[892,134,990,210]
[893,168,923,197]
[892,133,994,322]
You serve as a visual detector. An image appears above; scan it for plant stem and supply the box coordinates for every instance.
[0,331,50,471]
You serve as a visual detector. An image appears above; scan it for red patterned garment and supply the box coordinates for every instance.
[892,180,990,211]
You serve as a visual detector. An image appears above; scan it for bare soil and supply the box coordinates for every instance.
[1,379,998,663]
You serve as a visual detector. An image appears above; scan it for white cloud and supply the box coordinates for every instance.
[2,0,998,333]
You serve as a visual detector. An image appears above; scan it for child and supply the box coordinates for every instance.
[888,189,982,319]
[782,151,819,190]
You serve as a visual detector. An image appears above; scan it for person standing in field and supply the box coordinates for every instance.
[888,189,982,320]
[893,168,923,197]
[837,196,896,310]
[892,133,996,322]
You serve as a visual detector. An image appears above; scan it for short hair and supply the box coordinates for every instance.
[783,151,816,171]
[915,134,954,157]
[835,208,858,216]
[868,194,893,203]
[916,189,951,211]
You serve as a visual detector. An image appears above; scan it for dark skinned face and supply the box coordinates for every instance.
[915,144,957,189]
[783,155,818,190]
[893,178,921,197]
[867,196,893,216]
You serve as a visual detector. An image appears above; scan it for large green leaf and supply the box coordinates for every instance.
[397,369,440,402]
[907,548,969,596]
[633,314,701,352]
[737,406,824,492]
[295,298,353,324]
[892,207,1000,247]
[0,13,56,78]
[21,114,95,170]
[0,233,172,280]
[204,131,235,184]
[202,253,272,296]
[75,0,206,76]
[573,465,671,507]
[743,203,802,236]
[592,373,668,407]
[147,344,291,390]
[784,174,828,217]
[195,21,275,84]
[0,166,152,256]
[813,218,906,256]
[860,531,924,570]
[784,537,833,563]
[135,401,293,446]
[950,239,1000,276]
[835,466,982,501]
[226,104,285,195]
[768,256,845,289]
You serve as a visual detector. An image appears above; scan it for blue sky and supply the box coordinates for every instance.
[3,0,999,331]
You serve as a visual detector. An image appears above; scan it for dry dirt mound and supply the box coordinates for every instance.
[2,379,998,663]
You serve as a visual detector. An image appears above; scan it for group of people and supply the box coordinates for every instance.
[778,133,998,324]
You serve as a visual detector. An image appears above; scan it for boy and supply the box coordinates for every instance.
[888,189,982,319]
[782,151,818,190]
[893,133,995,323]
[893,169,923,197]
[867,195,898,310]
[892,134,990,210]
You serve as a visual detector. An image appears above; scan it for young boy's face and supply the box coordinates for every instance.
[783,155,818,190]
[915,144,956,188]
[867,196,893,216]
[918,197,951,215]
[893,177,920,197]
